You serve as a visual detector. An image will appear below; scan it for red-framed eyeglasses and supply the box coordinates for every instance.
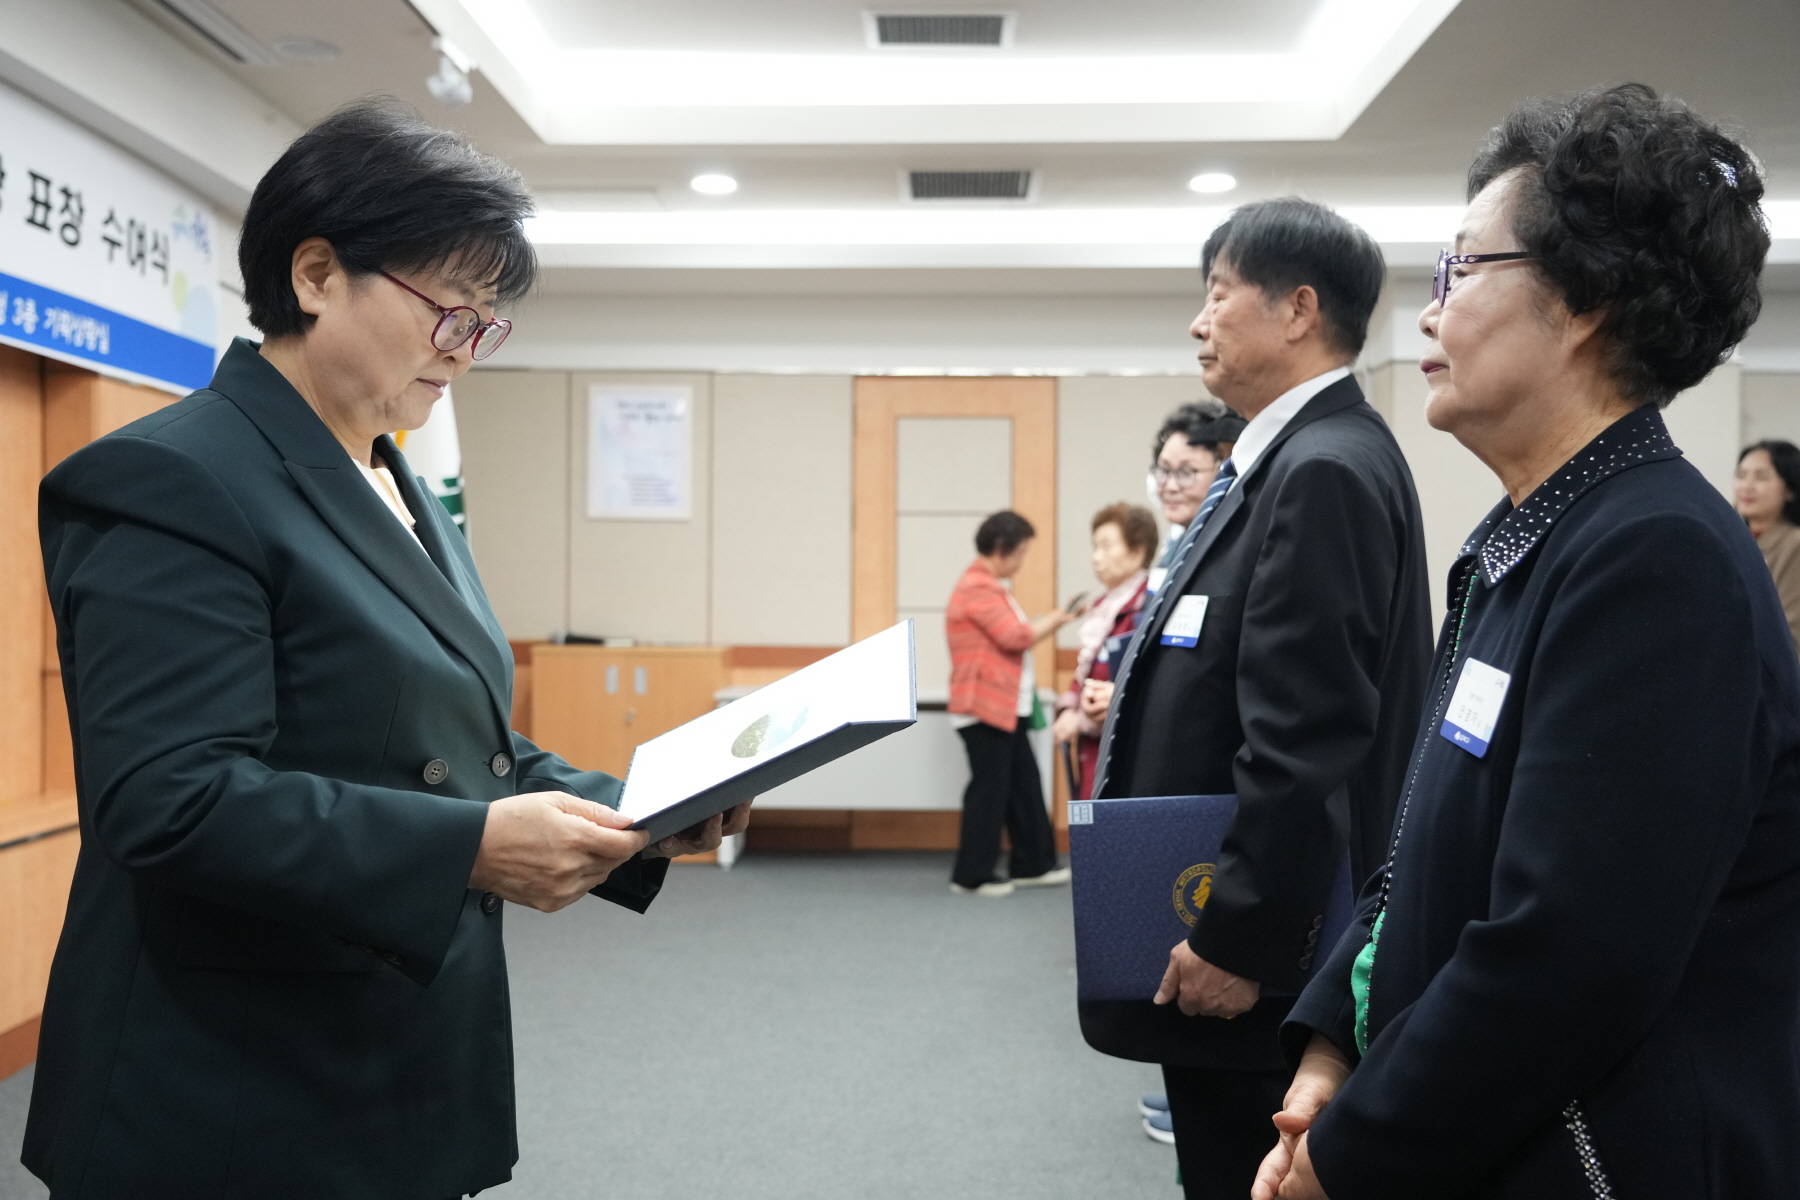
[380,271,512,361]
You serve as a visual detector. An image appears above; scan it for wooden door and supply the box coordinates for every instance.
[851,377,1058,690]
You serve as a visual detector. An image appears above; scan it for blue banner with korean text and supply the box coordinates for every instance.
[0,268,212,391]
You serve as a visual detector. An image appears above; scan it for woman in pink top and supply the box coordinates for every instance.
[1053,504,1158,801]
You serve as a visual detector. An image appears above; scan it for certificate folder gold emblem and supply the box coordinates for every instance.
[618,621,918,841]
[1068,794,1355,1002]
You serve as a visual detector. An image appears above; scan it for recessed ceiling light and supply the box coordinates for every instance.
[690,173,739,196]
[1187,172,1237,195]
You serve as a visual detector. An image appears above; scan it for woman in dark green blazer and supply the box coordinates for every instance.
[24,100,746,1198]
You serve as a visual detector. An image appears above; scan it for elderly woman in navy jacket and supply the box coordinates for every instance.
[1255,85,1800,1200]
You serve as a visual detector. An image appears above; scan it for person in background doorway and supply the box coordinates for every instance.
[1147,401,1248,590]
[1054,503,1158,800]
[1736,439,1800,655]
[946,510,1077,896]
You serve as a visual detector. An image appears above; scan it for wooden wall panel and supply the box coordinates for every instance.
[4,358,172,1079]
[0,346,43,802]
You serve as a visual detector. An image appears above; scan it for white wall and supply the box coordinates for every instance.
[502,291,1207,376]
[711,374,854,646]
[455,369,571,639]
[1743,372,1800,445]
[457,279,1800,644]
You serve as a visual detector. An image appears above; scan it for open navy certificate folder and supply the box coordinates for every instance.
[1067,794,1355,1002]
[618,621,917,841]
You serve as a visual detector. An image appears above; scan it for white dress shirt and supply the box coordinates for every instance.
[356,459,424,546]
[1226,365,1352,482]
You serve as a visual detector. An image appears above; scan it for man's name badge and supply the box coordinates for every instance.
[1440,657,1511,758]
[1160,595,1210,648]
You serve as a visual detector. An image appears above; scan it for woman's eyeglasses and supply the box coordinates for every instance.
[380,271,512,361]
[1152,464,1209,489]
[1433,249,1532,305]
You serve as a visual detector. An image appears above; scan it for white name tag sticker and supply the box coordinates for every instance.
[1160,594,1210,648]
[1440,657,1511,758]
[1147,567,1168,595]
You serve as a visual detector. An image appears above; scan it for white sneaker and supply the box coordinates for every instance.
[1143,1110,1175,1145]
[1013,866,1071,888]
[949,880,1015,897]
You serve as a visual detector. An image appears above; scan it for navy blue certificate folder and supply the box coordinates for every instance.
[1067,794,1355,1002]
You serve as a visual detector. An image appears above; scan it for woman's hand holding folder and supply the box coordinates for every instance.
[643,799,755,859]
[470,793,651,911]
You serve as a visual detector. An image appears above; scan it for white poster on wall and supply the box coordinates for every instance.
[0,81,219,393]
[587,384,692,520]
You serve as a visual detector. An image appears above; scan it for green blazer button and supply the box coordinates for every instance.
[489,752,512,777]
[422,759,450,785]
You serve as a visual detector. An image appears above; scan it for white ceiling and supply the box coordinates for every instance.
[409,0,1461,144]
[528,0,1324,56]
[117,0,1800,290]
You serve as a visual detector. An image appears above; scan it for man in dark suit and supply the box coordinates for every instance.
[1087,199,1433,1200]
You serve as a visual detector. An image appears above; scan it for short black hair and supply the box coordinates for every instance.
[975,510,1035,557]
[240,97,536,338]
[1468,83,1769,409]
[1200,198,1385,356]
[1154,399,1247,461]
[1740,440,1800,526]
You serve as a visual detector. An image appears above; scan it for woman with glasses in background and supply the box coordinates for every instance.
[1079,402,1246,745]
[25,99,744,1199]
[1256,84,1799,1200]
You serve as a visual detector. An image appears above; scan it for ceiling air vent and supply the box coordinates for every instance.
[908,170,1034,201]
[871,14,1011,46]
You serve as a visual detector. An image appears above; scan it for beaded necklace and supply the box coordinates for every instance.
[1358,558,1480,1049]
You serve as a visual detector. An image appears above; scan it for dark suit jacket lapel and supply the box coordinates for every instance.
[381,439,516,683]
[1094,375,1367,794]
[209,341,512,726]
[1143,375,1367,642]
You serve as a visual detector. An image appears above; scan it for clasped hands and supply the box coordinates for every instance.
[1251,1034,1350,1200]
[470,792,753,912]
[1155,942,1344,1199]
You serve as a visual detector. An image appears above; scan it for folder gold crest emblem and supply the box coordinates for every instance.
[1173,862,1215,928]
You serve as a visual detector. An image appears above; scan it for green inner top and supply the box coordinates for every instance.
[1352,910,1385,1055]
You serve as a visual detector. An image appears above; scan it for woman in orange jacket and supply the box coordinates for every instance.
[945,510,1078,895]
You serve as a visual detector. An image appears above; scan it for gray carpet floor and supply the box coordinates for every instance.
[0,852,1175,1199]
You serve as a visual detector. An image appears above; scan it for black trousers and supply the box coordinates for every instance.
[1161,1064,1287,1200]
[951,721,1057,888]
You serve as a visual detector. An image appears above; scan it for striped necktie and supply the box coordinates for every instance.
[1094,458,1237,792]
[1145,459,1236,618]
